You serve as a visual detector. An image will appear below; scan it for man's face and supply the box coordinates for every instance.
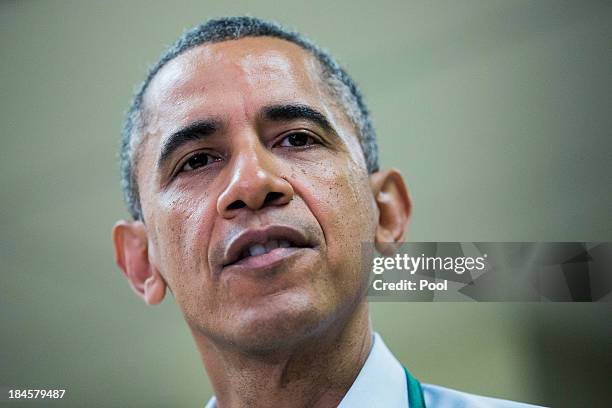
[135,37,378,351]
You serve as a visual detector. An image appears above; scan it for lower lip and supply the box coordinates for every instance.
[223,247,307,275]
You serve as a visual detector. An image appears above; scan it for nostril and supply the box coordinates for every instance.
[264,192,284,205]
[227,200,247,210]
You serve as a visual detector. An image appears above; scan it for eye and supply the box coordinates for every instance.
[179,152,220,172]
[277,132,319,148]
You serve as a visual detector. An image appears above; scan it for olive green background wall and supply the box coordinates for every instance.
[1,1,611,407]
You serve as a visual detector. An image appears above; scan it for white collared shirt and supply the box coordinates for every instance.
[205,333,544,407]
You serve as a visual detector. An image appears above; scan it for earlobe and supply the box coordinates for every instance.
[112,220,167,305]
[143,272,167,305]
[369,169,412,255]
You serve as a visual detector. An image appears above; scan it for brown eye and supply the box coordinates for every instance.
[278,132,317,147]
[181,152,218,172]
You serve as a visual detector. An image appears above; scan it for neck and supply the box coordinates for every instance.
[193,301,372,408]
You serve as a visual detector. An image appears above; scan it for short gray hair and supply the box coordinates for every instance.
[120,16,379,220]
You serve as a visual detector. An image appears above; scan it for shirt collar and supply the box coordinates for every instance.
[205,332,406,408]
[337,332,407,407]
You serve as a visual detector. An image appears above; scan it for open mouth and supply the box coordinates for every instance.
[221,226,313,269]
[237,239,293,261]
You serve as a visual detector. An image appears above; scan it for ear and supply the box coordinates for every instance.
[369,169,412,255]
[112,220,167,305]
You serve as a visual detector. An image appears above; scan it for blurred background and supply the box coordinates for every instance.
[1,0,611,406]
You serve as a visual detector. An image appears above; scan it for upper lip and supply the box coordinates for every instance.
[221,225,311,268]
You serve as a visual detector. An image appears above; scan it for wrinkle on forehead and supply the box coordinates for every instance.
[140,37,345,144]
[145,38,318,111]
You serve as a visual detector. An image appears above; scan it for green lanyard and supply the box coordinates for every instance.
[403,366,426,408]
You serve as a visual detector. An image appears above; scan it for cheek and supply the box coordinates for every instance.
[147,185,217,297]
[293,157,376,276]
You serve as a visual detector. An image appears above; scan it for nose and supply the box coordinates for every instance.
[217,142,294,218]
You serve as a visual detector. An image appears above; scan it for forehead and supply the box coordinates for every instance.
[142,37,327,126]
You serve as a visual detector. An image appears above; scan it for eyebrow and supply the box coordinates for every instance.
[156,104,334,171]
[261,103,334,133]
[157,120,219,170]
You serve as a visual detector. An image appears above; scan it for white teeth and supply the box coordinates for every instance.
[265,240,279,251]
[248,244,267,257]
[243,240,292,259]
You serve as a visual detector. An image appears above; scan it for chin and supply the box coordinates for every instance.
[223,289,336,354]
